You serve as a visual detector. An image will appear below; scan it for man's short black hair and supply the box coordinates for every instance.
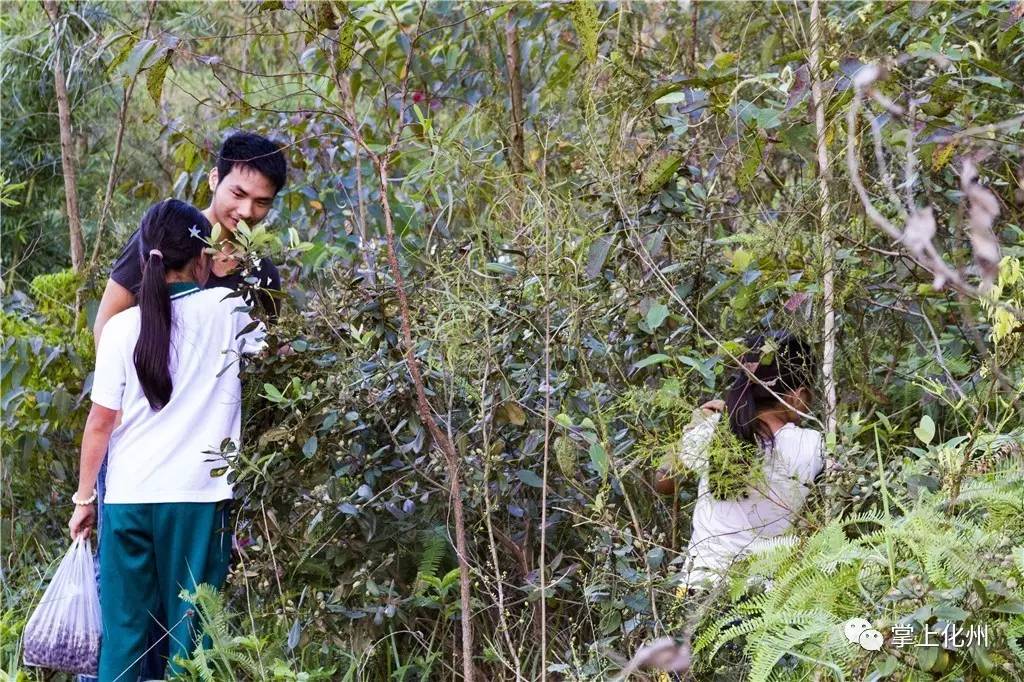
[217,132,287,194]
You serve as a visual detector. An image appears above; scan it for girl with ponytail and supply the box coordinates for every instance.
[656,330,825,586]
[134,199,211,409]
[68,199,265,680]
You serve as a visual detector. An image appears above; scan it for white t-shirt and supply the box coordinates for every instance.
[91,286,265,503]
[684,423,824,586]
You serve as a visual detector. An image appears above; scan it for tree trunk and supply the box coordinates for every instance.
[375,159,474,682]
[43,0,85,273]
[809,0,838,439]
[690,0,699,71]
[504,15,526,179]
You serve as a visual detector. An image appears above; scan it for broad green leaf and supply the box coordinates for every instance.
[119,38,158,78]
[633,353,671,370]
[654,91,689,105]
[588,442,608,479]
[990,599,1024,614]
[585,235,613,279]
[645,303,669,330]
[497,402,526,426]
[517,469,544,488]
[713,52,738,70]
[146,51,172,105]
[913,415,935,445]
[736,134,765,189]
[105,34,138,75]
[916,645,939,672]
[488,4,515,23]
[931,604,967,620]
[731,248,754,272]
[969,644,995,674]
[263,383,285,403]
[484,262,517,276]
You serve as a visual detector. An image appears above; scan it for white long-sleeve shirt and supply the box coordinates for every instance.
[675,418,824,586]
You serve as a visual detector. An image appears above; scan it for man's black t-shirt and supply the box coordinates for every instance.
[110,227,281,315]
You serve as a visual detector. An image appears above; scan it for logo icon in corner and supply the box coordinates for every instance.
[859,628,884,651]
[843,617,884,651]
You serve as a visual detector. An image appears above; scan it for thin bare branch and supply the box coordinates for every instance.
[88,0,157,273]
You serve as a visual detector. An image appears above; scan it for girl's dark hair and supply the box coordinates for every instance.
[134,199,211,410]
[724,331,816,446]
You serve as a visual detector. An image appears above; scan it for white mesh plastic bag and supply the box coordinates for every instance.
[23,537,101,675]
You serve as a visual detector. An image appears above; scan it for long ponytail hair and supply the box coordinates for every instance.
[724,331,816,446]
[134,199,211,410]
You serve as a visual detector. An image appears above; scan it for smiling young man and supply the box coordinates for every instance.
[93,132,287,341]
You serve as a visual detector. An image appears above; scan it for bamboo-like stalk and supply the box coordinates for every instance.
[808,0,838,440]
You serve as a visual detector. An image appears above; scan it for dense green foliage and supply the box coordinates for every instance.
[2,1,1023,680]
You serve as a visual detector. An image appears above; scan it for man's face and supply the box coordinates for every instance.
[207,164,277,232]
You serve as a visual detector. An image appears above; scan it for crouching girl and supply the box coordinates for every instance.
[641,332,824,675]
[68,199,265,680]
[657,331,825,586]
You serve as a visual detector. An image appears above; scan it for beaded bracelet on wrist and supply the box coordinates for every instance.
[72,489,97,506]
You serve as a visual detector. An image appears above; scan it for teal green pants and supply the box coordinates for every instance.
[98,501,231,682]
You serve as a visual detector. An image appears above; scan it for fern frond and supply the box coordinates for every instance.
[747,535,800,556]
[1007,619,1024,664]
[413,525,448,594]
[693,610,744,654]
[746,616,836,682]
[839,509,889,527]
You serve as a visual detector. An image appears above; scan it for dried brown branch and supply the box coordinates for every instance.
[504,14,526,179]
[844,70,972,297]
[928,114,1024,145]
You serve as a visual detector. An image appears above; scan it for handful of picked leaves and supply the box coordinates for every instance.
[706,421,766,500]
[662,407,766,501]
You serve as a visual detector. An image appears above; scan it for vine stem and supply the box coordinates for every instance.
[478,353,525,680]
[540,193,551,678]
[873,427,897,588]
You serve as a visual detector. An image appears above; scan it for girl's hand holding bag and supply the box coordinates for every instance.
[22,536,101,675]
